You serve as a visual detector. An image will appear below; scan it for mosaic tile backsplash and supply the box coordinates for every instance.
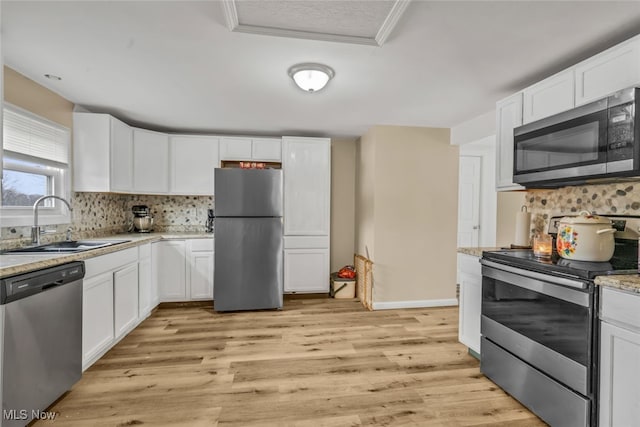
[1,192,213,250]
[525,179,640,235]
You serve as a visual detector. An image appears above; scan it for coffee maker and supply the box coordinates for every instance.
[132,205,154,233]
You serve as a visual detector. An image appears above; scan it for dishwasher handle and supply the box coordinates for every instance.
[1,261,85,304]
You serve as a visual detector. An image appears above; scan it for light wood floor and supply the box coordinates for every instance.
[37,298,546,426]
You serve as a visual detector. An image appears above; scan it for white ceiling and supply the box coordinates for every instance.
[3,1,640,138]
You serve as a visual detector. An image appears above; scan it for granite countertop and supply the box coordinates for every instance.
[457,247,502,258]
[595,275,640,294]
[0,232,214,278]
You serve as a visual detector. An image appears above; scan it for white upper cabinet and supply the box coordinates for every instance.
[251,138,282,161]
[220,137,252,160]
[495,93,524,191]
[522,69,575,124]
[283,137,331,236]
[575,35,640,106]
[73,113,133,192]
[220,137,282,161]
[110,118,134,192]
[133,128,169,194]
[170,135,219,195]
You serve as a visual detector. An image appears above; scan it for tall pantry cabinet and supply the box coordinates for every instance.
[282,137,331,293]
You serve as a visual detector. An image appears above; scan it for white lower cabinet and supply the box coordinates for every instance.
[187,239,214,300]
[154,240,187,301]
[599,287,640,427]
[457,253,482,355]
[153,238,214,301]
[284,247,329,293]
[82,238,214,370]
[138,243,153,317]
[82,246,140,370]
[82,272,115,369]
[114,263,139,338]
[599,321,640,427]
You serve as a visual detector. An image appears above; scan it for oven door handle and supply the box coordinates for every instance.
[481,260,588,289]
[481,261,591,307]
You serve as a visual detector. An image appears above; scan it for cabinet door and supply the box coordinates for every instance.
[252,138,282,161]
[458,254,482,354]
[138,252,152,318]
[284,248,329,293]
[576,36,640,106]
[110,117,134,192]
[522,69,575,124]
[188,250,214,300]
[282,137,331,235]
[114,263,139,338]
[599,321,640,427]
[73,113,111,192]
[82,272,114,369]
[458,271,482,354]
[495,93,524,191]
[155,240,187,301]
[133,128,169,193]
[220,137,252,160]
[170,135,219,195]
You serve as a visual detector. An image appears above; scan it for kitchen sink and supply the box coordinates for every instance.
[2,239,131,254]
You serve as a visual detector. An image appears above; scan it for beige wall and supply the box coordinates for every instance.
[496,191,527,247]
[355,129,376,261]
[330,138,356,271]
[355,125,459,304]
[4,66,73,128]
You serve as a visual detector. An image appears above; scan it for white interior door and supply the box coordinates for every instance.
[458,156,481,247]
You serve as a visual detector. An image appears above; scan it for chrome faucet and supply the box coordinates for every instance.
[32,195,73,245]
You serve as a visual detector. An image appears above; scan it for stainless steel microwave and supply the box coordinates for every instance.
[513,87,639,188]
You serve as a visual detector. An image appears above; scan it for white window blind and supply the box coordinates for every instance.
[2,104,70,164]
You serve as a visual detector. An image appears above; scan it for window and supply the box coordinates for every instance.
[1,104,71,227]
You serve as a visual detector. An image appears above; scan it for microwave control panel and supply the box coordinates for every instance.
[607,102,635,162]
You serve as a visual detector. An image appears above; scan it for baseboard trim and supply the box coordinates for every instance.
[372,298,459,310]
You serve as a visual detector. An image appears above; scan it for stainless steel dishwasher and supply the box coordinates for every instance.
[1,261,84,427]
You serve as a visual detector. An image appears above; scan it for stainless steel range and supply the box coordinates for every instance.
[480,215,640,427]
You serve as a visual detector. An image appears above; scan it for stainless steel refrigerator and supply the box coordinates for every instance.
[213,168,283,311]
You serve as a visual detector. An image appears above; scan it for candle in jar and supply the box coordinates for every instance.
[533,234,553,257]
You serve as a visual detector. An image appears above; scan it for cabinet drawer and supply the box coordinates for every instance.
[190,238,214,252]
[457,253,481,276]
[84,247,138,279]
[601,287,640,332]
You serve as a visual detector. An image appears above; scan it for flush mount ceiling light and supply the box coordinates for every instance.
[288,63,335,93]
